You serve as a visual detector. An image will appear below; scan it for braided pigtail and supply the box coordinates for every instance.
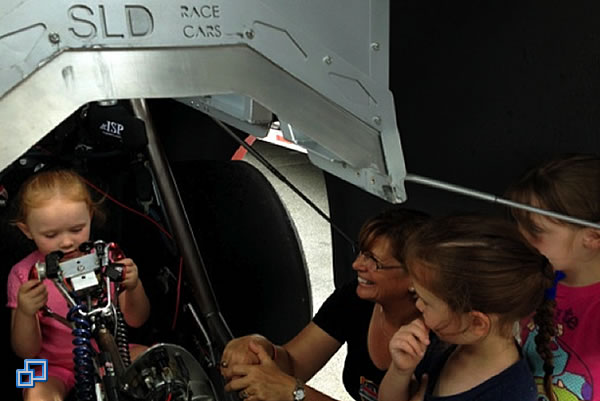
[533,261,561,401]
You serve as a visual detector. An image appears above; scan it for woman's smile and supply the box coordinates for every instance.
[357,276,375,285]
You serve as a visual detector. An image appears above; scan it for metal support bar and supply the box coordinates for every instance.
[405,173,600,229]
[130,99,233,347]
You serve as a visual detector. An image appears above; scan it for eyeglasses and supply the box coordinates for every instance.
[355,250,404,271]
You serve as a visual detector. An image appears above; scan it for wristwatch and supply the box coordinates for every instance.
[292,378,305,401]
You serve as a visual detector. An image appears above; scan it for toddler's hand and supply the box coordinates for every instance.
[119,258,139,291]
[17,280,48,316]
[389,318,431,374]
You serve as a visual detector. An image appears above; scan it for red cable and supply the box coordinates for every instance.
[32,147,185,330]
[83,178,173,239]
[83,178,183,330]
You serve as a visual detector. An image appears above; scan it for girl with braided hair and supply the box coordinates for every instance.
[507,154,600,401]
[378,215,555,401]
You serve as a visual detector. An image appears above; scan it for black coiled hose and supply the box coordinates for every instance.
[67,304,95,401]
[114,306,131,367]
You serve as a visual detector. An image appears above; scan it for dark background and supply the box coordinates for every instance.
[330,1,600,287]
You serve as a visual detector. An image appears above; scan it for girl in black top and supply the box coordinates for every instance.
[379,216,557,401]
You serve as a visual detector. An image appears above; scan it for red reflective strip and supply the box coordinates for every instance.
[231,135,257,160]
[275,134,292,144]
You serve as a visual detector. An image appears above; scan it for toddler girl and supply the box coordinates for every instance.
[6,169,151,401]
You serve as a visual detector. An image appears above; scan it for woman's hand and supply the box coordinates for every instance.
[221,336,269,380]
[17,280,47,316]
[119,258,139,291]
[389,318,430,374]
[225,342,295,401]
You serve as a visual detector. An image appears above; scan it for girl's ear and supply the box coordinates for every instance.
[16,222,33,240]
[469,311,491,338]
[582,228,600,250]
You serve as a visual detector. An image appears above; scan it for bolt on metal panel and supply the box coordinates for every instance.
[0,0,407,202]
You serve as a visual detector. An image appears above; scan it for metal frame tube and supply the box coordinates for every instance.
[405,174,600,229]
[130,99,233,346]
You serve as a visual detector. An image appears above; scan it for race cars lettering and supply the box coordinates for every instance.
[181,4,222,38]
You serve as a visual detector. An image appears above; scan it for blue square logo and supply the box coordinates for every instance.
[16,359,48,388]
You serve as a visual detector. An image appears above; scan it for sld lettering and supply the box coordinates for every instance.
[68,5,154,39]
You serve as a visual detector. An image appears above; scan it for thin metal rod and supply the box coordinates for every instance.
[405,174,600,229]
[130,99,233,345]
[185,302,217,367]
[213,118,358,250]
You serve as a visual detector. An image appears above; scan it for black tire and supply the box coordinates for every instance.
[171,160,312,345]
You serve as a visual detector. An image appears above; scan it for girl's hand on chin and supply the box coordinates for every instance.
[388,318,430,374]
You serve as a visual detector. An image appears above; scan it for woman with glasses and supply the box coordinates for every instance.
[220,207,429,401]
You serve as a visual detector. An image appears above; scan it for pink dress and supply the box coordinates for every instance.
[7,250,79,391]
[521,281,600,401]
